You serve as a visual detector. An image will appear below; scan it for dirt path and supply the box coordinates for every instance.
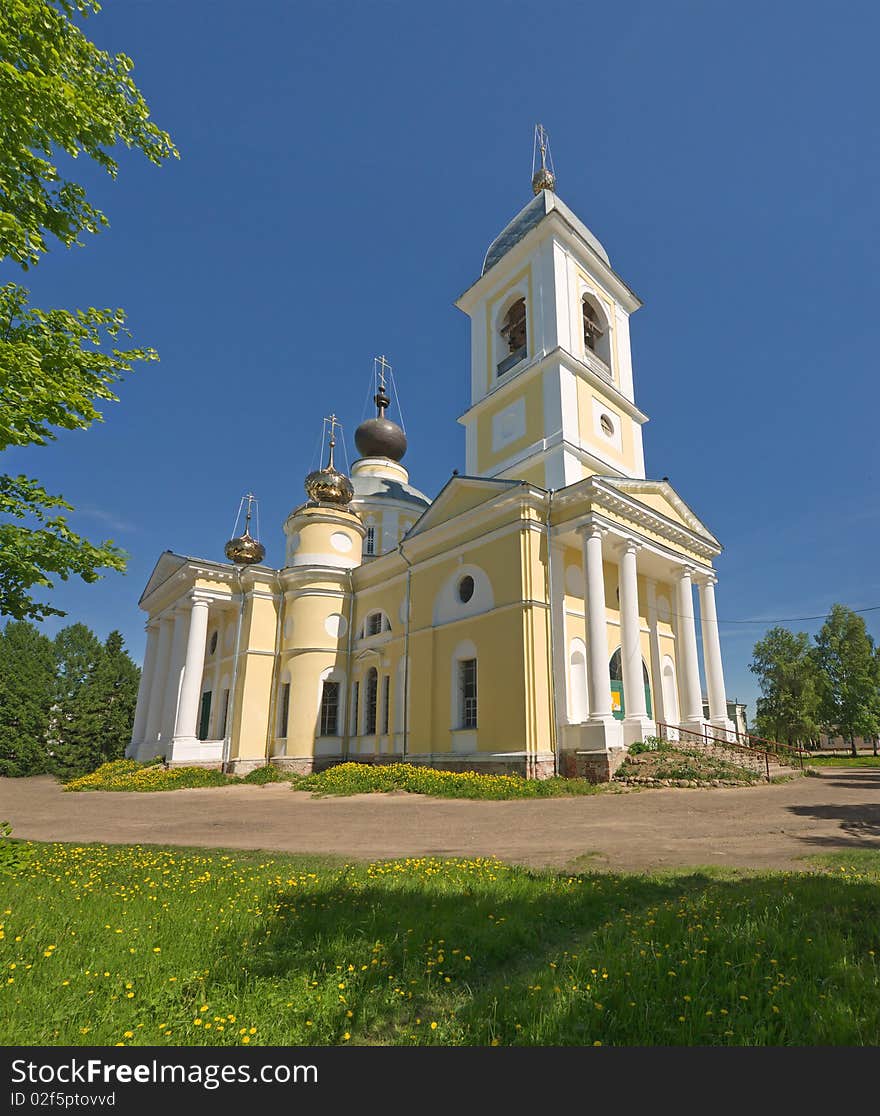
[3,769,879,873]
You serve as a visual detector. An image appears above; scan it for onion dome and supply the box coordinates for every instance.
[305,415,355,506]
[224,493,266,565]
[531,165,556,195]
[355,384,407,462]
[224,531,266,565]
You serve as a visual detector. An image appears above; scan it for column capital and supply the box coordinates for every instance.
[674,563,697,582]
[620,538,641,557]
[145,617,161,632]
[577,522,607,541]
[189,592,213,608]
[695,571,718,588]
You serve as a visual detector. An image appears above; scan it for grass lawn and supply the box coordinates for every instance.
[805,755,880,768]
[2,841,879,1046]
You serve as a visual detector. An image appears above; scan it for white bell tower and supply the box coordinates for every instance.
[455,127,648,491]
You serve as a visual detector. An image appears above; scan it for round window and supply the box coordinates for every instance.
[209,631,218,655]
[600,414,615,438]
[458,575,475,603]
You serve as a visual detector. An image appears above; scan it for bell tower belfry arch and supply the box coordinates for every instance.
[455,126,648,490]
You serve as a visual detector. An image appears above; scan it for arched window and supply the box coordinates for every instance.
[569,639,588,723]
[662,656,680,727]
[320,679,340,736]
[362,610,390,638]
[497,297,527,377]
[459,659,477,729]
[582,294,611,368]
[364,667,378,735]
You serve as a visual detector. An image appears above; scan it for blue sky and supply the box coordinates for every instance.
[6,0,880,721]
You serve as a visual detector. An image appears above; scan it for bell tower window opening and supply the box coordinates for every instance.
[365,526,376,555]
[582,294,611,368]
[497,297,527,377]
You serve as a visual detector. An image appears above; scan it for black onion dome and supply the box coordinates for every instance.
[355,386,407,462]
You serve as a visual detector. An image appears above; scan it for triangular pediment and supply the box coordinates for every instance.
[601,478,720,546]
[404,476,520,539]
[138,551,188,607]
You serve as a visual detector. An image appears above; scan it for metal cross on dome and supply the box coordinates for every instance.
[374,354,392,393]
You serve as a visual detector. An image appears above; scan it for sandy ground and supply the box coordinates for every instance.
[2,768,879,873]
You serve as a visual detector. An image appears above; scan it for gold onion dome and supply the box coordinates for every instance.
[224,530,266,565]
[532,165,556,195]
[305,416,354,506]
[355,385,407,462]
[224,493,266,565]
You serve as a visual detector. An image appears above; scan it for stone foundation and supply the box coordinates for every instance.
[560,748,628,784]
[260,753,558,779]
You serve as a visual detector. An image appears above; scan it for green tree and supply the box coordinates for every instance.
[749,627,820,746]
[52,629,139,776]
[813,605,880,756]
[52,621,103,705]
[0,1,177,621]
[0,619,55,775]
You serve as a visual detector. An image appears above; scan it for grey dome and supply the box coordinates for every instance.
[354,416,407,461]
[351,472,430,510]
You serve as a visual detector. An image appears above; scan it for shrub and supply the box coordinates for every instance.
[64,759,232,792]
[0,821,29,875]
[242,765,283,785]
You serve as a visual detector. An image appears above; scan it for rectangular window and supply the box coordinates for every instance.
[279,682,290,738]
[382,675,390,735]
[365,526,375,555]
[365,670,378,735]
[460,659,477,729]
[219,688,230,738]
[320,680,340,736]
[198,691,212,741]
[351,681,359,735]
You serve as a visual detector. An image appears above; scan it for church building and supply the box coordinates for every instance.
[128,135,734,782]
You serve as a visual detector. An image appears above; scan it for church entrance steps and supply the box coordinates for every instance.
[654,721,807,783]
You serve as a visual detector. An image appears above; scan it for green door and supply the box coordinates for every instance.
[198,691,212,740]
[609,651,652,721]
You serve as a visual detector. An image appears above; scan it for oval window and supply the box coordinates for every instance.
[458,575,475,603]
[600,414,615,438]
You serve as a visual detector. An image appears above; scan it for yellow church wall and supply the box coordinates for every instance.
[574,379,637,474]
[409,608,529,755]
[283,591,350,652]
[475,375,545,474]
[230,652,274,761]
[514,462,547,487]
[286,511,364,564]
[407,529,527,632]
[633,492,694,530]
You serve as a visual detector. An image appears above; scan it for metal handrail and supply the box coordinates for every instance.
[654,721,778,782]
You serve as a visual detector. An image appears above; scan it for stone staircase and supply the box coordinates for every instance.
[654,722,806,782]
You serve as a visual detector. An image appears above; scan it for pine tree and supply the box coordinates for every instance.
[53,630,140,777]
[0,620,56,775]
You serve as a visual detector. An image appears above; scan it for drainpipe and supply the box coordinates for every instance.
[343,567,355,762]
[545,487,559,776]
[398,541,414,763]
[222,568,245,772]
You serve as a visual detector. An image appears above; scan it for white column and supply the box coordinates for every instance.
[698,575,732,730]
[160,607,190,747]
[143,615,174,752]
[645,579,665,726]
[129,621,160,754]
[618,541,647,720]
[582,526,612,720]
[549,541,569,729]
[676,567,704,726]
[173,596,212,745]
